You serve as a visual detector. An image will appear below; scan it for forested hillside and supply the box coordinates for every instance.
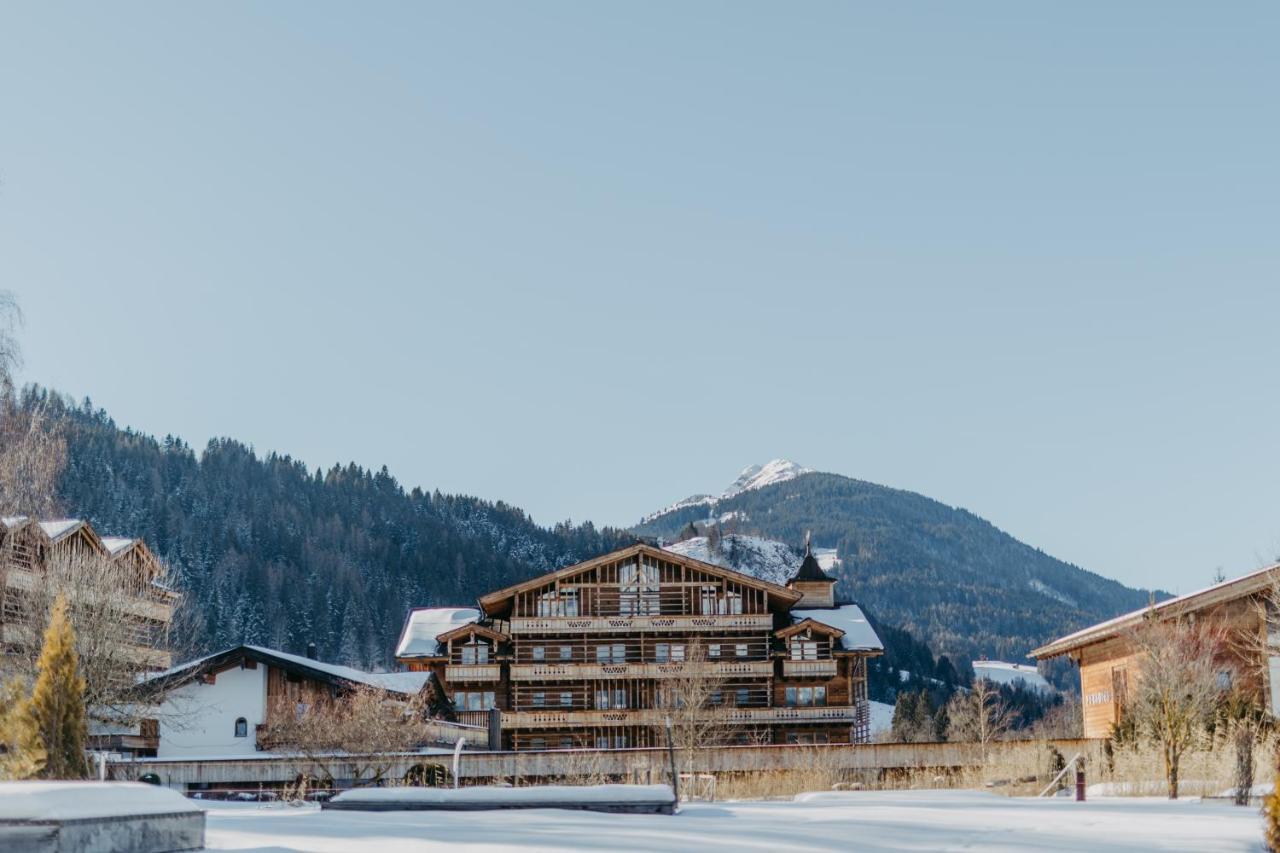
[39,391,634,667]
[635,471,1159,669]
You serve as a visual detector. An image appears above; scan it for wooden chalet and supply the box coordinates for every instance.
[1032,561,1280,739]
[396,541,883,750]
[0,517,177,670]
[127,644,443,758]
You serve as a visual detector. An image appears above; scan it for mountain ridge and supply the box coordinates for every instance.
[634,462,1159,671]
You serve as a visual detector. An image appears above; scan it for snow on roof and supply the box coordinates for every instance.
[792,604,883,651]
[972,660,1053,693]
[396,607,482,658]
[101,536,136,555]
[144,645,431,695]
[1033,561,1280,658]
[1,515,29,529]
[37,519,83,541]
[0,781,198,821]
[243,646,430,695]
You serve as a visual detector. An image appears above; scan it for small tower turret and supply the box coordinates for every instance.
[787,531,837,608]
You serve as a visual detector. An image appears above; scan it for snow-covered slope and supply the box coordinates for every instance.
[663,534,801,587]
[642,459,814,523]
[972,661,1053,694]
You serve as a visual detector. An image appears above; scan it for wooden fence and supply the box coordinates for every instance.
[109,738,1096,791]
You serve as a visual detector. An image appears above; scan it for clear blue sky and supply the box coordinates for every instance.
[2,3,1276,595]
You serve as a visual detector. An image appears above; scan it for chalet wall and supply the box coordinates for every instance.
[1069,594,1270,739]
[156,664,267,758]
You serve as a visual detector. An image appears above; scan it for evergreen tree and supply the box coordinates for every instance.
[0,679,44,780]
[27,596,90,779]
[891,691,919,743]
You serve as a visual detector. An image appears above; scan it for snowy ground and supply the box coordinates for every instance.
[201,790,1265,852]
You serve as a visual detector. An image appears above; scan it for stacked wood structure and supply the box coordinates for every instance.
[0,517,177,670]
[396,542,882,750]
[1032,561,1280,738]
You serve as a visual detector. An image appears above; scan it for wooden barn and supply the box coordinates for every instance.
[395,541,883,750]
[1032,561,1280,738]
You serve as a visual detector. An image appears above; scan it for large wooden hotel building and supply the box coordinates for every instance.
[396,542,882,750]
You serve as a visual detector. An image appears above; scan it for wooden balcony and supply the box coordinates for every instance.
[503,705,859,729]
[510,660,773,681]
[444,664,502,682]
[782,659,838,678]
[509,613,773,635]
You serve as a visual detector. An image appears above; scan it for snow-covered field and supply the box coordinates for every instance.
[200,790,1264,852]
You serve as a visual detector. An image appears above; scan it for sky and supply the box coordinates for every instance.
[1,3,1276,595]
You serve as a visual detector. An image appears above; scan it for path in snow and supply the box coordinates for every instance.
[200,790,1264,852]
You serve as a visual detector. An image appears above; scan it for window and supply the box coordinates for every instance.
[455,691,496,711]
[791,639,818,661]
[529,738,547,750]
[708,644,721,659]
[234,717,247,738]
[532,692,546,708]
[536,588,579,617]
[559,645,573,661]
[559,737,574,749]
[460,643,490,665]
[559,691,573,707]
[785,686,826,707]
[531,646,546,662]
[736,688,749,706]
[619,560,660,615]
[655,643,685,663]
[595,689,627,710]
[735,643,748,658]
[700,586,743,615]
[595,644,625,663]
[710,690,723,705]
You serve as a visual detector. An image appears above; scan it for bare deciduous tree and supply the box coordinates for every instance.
[1127,615,1226,799]
[946,678,1014,763]
[8,547,176,726]
[0,292,66,518]
[653,641,732,776]
[262,685,432,787]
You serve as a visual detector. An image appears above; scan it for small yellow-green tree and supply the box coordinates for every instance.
[0,679,44,779]
[27,596,90,779]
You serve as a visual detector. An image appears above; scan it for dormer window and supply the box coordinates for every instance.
[460,642,490,665]
[791,637,820,661]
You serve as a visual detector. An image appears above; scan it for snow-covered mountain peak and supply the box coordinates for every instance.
[722,459,813,499]
[640,459,815,524]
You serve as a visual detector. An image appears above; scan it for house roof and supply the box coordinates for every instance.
[791,604,883,652]
[395,608,483,659]
[140,645,432,695]
[791,540,834,583]
[1030,562,1280,660]
[477,543,802,618]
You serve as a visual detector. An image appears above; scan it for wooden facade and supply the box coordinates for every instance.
[1033,562,1280,739]
[397,543,882,750]
[0,517,177,670]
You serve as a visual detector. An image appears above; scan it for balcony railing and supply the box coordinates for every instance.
[502,705,859,729]
[510,660,773,681]
[782,659,838,678]
[509,613,773,635]
[444,664,502,682]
